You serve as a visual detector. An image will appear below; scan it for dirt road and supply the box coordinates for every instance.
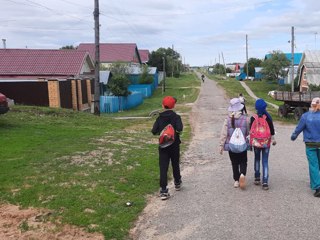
[130,75,320,240]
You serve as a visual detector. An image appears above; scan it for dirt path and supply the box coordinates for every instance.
[130,75,320,240]
[239,81,279,109]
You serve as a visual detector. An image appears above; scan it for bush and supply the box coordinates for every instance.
[107,74,131,97]
[173,71,180,78]
[139,65,154,84]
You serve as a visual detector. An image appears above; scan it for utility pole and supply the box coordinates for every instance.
[162,55,166,93]
[93,0,100,115]
[291,26,294,92]
[246,34,249,79]
[221,52,226,75]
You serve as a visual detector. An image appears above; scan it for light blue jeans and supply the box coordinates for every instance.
[305,147,320,190]
[254,147,270,184]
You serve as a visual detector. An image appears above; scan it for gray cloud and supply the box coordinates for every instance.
[1,0,320,65]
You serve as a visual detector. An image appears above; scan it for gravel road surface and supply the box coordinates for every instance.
[130,75,319,240]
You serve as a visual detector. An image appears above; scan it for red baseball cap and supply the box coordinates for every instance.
[162,96,177,109]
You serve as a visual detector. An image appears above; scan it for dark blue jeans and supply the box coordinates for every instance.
[254,147,270,184]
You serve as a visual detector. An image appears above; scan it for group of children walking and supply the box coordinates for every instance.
[152,93,320,200]
[219,96,276,190]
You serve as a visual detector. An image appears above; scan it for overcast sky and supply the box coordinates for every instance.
[1,0,320,66]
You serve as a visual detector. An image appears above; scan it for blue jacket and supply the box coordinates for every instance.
[291,111,320,143]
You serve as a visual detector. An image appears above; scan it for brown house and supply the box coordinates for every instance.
[0,49,95,110]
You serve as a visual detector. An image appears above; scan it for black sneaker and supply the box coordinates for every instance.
[160,192,170,200]
[314,189,320,197]
[254,178,261,185]
[175,180,182,191]
[262,183,269,190]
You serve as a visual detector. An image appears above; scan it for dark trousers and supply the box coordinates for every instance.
[159,144,181,191]
[228,151,248,181]
[241,104,247,114]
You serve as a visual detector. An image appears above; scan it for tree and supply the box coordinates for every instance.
[226,67,232,73]
[211,63,226,75]
[106,62,131,97]
[139,65,153,84]
[107,75,131,97]
[148,47,183,76]
[261,51,290,81]
[243,58,262,77]
[60,45,75,49]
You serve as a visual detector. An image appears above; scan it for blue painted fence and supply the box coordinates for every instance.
[100,92,143,113]
[128,84,153,98]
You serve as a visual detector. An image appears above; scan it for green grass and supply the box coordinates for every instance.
[211,75,297,123]
[0,72,200,239]
[108,73,200,117]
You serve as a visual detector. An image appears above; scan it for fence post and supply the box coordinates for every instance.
[86,79,92,107]
[47,79,61,108]
[71,79,78,110]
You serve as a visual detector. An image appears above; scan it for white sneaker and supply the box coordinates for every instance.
[239,174,246,189]
[234,181,240,188]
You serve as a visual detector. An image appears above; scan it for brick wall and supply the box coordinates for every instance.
[48,79,60,108]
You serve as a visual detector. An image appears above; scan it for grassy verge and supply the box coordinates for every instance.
[0,72,200,239]
[211,75,296,123]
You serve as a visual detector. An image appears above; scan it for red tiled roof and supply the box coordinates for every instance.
[0,49,93,77]
[138,49,150,63]
[78,43,141,64]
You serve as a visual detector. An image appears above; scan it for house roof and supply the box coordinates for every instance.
[77,43,142,64]
[99,70,112,84]
[0,49,93,78]
[126,66,157,75]
[138,49,149,63]
[265,53,302,65]
[298,50,320,86]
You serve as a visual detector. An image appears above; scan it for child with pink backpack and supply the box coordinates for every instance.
[249,99,276,190]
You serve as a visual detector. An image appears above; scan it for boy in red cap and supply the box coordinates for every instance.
[152,96,183,200]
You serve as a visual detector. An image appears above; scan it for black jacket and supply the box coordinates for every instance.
[152,110,183,144]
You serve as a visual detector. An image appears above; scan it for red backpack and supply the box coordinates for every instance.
[159,124,175,148]
[249,114,271,148]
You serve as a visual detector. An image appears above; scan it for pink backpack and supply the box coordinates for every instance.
[249,114,271,148]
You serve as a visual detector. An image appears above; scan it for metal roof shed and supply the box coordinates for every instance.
[298,50,320,91]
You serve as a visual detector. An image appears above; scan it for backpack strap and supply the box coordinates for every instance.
[236,115,245,128]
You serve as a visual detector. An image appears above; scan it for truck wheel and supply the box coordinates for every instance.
[278,105,288,118]
[294,107,304,121]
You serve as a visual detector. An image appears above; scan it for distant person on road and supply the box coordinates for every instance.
[201,74,205,83]
[219,98,249,189]
[249,99,276,190]
[152,96,183,200]
[291,97,320,197]
[239,93,247,115]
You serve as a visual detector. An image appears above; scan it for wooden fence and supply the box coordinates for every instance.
[0,78,93,111]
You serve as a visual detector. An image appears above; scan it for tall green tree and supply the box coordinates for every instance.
[243,58,262,77]
[261,51,290,81]
[148,47,182,76]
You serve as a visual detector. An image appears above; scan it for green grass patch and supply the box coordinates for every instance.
[211,75,297,123]
[0,72,199,239]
